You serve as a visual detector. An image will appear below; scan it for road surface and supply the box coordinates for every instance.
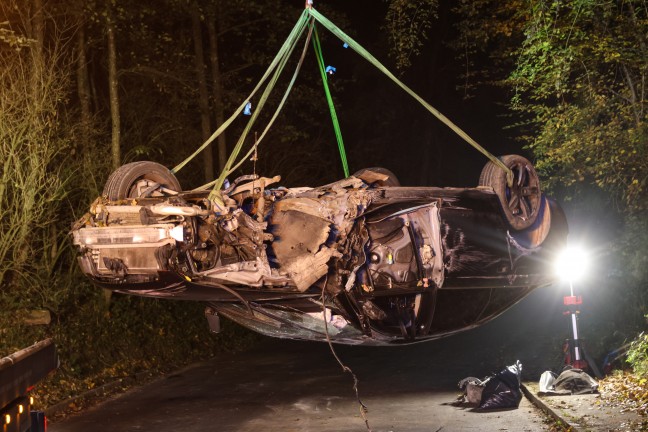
[50,287,574,431]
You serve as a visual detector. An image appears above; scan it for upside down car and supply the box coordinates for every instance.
[72,155,567,345]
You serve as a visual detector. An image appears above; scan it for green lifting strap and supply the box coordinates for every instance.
[172,9,311,176]
[312,24,349,178]
[206,13,311,204]
[194,20,315,192]
[307,8,513,186]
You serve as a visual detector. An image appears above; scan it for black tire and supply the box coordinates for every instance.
[103,161,181,200]
[510,194,550,248]
[479,155,541,230]
[353,167,401,186]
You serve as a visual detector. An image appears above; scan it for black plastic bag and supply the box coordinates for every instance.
[478,361,523,410]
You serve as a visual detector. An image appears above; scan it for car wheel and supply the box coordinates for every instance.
[479,155,541,230]
[103,161,181,200]
[353,167,401,186]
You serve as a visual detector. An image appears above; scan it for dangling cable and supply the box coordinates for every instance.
[320,277,372,432]
[211,282,253,315]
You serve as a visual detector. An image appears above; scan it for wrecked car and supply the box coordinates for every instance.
[71,155,567,345]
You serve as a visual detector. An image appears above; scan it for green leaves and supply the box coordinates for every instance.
[627,330,648,377]
[385,0,439,70]
[454,0,648,335]
[500,1,648,213]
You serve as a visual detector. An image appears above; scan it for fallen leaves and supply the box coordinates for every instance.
[599,371,648,417]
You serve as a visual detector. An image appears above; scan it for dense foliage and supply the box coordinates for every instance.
[455,0,648,339]
[627,330,648,377]
[455,0,647,207]
[384,0,439,71]
[510,1,647,212]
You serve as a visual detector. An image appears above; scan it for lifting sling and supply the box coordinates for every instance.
[172,6,513,206]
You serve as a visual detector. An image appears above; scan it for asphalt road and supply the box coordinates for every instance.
[50,286,577,432]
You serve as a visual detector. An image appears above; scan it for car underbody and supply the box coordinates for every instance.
[72,159,568,345]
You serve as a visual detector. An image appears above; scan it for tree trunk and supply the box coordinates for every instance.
[31,0,44,75]
[77,20,93,156]
[207,3,227,173]
[11,0,46,283]
[107,6,121,170]
[622,64,641,127]
[29,0,44,104]
[191,0,214,182]
[104,4,121,305]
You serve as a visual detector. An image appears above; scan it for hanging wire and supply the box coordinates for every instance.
[320,277,372,432]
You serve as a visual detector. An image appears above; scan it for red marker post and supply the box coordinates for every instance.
[555,246,590,370]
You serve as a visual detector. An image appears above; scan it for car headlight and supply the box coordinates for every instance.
[72,225,179,248]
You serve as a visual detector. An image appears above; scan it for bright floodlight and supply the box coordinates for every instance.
[555,246,589,281]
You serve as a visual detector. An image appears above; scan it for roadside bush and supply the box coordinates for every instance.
[1,280,259,408]
[627,329,648,377]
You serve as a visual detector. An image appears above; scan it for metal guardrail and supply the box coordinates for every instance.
[1,339,58,432]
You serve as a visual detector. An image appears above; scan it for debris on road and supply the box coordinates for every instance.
[538,366,598,395]
[458,360,523,410]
